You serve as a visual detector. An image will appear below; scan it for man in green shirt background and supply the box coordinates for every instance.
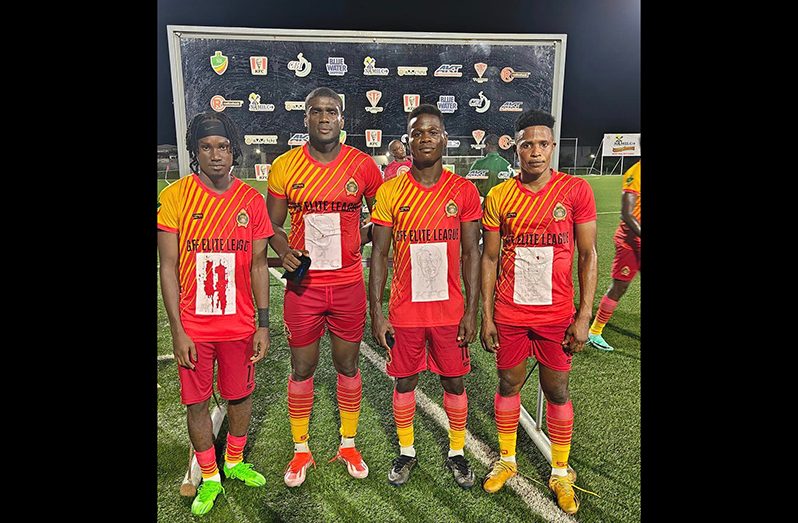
[466,134,514,200]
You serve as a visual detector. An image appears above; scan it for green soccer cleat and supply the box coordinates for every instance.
[222,461,266,487]
[588,334,614,352]
[191,480,225,516]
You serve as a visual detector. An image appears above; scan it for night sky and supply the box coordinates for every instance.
[157,0,640,147]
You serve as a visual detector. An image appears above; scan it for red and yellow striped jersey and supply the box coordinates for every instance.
[621,160,641,225]
[483,171,596,326]
[371,169,482,327]
[268,144,382,286]
[157,175,274,341]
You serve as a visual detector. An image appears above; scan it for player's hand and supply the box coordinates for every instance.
[457,311,477,347]
[371,315,395,350]
[173,330,197,370]
[562,317,590,354]
[281,249,307,272]
[251,327,270,363]
[480,319,499,354]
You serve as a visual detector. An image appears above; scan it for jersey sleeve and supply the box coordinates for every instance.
[370,182,394,227]
[460,179,483,222]
[572,179,597,224]
[156,184,179,233]
[250,192,274,240]
[482,185,502,231]
[267,156,287,199]
[622,162,640,194]
[361,155,383,198]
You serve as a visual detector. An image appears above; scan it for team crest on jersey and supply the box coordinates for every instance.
[621,266,631,276]
[236,209,250,227]
[445,199,458,217]
[345,177,359,196]
[397,165,411,177]
[553,202,567,221]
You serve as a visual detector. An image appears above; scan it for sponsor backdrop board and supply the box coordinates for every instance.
[168,26,566,176]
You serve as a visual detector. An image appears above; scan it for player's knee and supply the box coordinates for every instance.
[396,375,419,393]
[291,365,317,381]
[332,357,359,377]
[498,376,522,397]
[544,389,570,405]
[186,399,210,416]
[440,376,464,395]
[608,279,630,300]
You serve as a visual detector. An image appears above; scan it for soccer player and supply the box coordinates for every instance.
[157,111,274,516]
[382,139,412,181]
[480,109,597,515]
[370,104,482,489]
[267,87,383,487]
[466,134,514,200]
[588,160,641,352]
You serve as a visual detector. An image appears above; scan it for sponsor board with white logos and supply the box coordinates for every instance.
[244,135,278,145]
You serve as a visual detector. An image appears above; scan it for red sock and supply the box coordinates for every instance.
[546,400,574,470]
[195,446,219,479]
[393,389,416,448]
[225,433,246,465]
[288,375,314,444]
[495,393,521,458]
[337,370,362,439]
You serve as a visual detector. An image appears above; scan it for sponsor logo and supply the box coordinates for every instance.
[284,101,306,111]
[466,169,489,179]
[500,66,531,83]
[446,140,461,148]
[339,94,346,112]
[250,56,268,75]
[468,91,491,113]
[473,62,488,83]
[210,95,244,112]
[443,164,456,175]
[345,177,359,196]
[292,183,305,190]
[210,51,228,75]
[471,129,486,150]
[254,164,270,181]
[339,130,346,144]
[613,145,636,153]
[436,95,458,114]
[192,213,203,220]
[399,205,411,212]
[365,90,384,113]
[403,94,421,113]
[397,66,428,76]
[497,168,513,179]
[236,208,250,227]
[363,56,389,76]
[288,133,309,146]
[248,93,275,112]
[434,64,463,77]
[244,135,278,145]
[499,135,514,150]
[365,129,382,148]
[499,101,524,112]
[553,202,567,221]
[445,199,459,217]
[287,53,312,77]
[506,212,517,219]
[326,57,348,76]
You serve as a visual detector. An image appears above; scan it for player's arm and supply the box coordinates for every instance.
[621,192,641,237]
[157,230,196,369]
[563,220,598,354]
[480,229,501,353]
[265,193,306,272]
[360,196,377,246]
[458,220,481,347]
[368,223,394,349]
[250,238,270,363]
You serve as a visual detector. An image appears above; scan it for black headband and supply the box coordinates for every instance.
[196,119,229,140]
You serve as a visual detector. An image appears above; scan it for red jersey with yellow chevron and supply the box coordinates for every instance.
[371,169,482,327]
[621,160,641,229]
[268,143,382,286]
[157,175,274,341]
[483,171,596,326]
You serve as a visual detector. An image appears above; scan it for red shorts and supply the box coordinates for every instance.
[612,226,641,282]
[283,279,367,347]
[386,325,471,378]
[495,320,572,372]
[178,334,255,405]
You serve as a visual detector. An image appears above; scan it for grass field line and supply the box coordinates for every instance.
[158,354,174,361]
[268,267,574,522]
[596,211,619,215]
